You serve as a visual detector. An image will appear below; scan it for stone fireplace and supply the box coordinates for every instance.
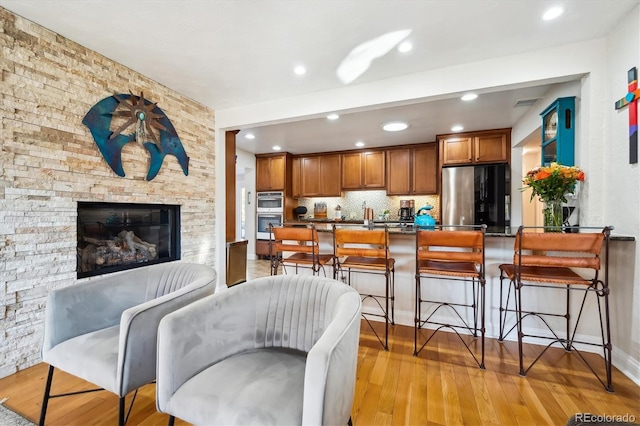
[77,202,180,278]
[1,8,216,378]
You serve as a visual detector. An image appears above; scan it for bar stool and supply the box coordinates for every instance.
[414,225,486,369]
[269,223,333,276]
[498,225,613,392]
[333,224,395,350]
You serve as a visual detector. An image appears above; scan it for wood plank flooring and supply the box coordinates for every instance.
[1,320,639,426]
[2,259,639,425]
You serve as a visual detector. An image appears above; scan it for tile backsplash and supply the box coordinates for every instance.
[296,191,440,221]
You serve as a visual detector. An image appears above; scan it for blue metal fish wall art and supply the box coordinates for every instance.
[82,92,190,180]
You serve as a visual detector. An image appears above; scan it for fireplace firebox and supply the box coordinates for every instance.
[77,202,180,278]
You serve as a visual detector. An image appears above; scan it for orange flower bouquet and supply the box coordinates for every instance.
[522,163,585,231]
[522,162,585,203]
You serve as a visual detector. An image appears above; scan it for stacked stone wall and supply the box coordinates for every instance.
[0,7,216,377]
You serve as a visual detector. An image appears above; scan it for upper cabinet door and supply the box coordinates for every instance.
[474,133,508,163]
[412,144,437,194]
[341,152,363,189]
[386,149,411,195]
[439,129,510,166]
[291,157,301,198]
[320,154,341,196]
[362,151,385,188]
[256,154,287,191]
[441,136,473,165]
[301,156,321,196]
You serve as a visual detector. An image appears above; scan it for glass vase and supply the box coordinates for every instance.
[543,199,563,232]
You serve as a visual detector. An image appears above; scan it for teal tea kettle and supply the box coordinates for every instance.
[414,205,436,229]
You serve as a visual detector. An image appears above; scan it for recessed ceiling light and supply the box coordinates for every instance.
[451,125,464,132]
[245,133,255,140]
[294,65,306,75]
[542,6,563,21]
[461,93,478,101]
[327,113,340,120]
[398,41,413,53]
[355,141,365,148]
[382,121,408,132]
[272,145,282,151]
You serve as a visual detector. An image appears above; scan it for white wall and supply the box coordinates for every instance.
[603,5,640,383]
[235,148,257,259]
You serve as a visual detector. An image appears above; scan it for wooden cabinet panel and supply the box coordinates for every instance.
[341,151,385,190]
[320,154,341,196]
[291,157,301,198]
[341,153,363,189]
[256,155,286,191]
[387,149,411,195]
[412,145,437,194]
[387,145,438,195]
[301,157,321,196]
[441,136,473,165]
[255,239,271,258]
[440,129,510,165]
[474,133,508,163]
[363,151,385,188]
[269,156,286,190]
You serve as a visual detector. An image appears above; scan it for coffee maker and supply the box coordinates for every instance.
[399,199,415,224]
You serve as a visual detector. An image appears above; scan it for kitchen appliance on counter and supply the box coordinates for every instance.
[294,206,307,221]
[442,164,510,233]
[414,205,436,229]
[399,199,415,224]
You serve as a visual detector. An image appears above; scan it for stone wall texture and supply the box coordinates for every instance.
[0,7,217,378]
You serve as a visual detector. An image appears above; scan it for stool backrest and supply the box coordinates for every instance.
[416,229,485,265]
[271,225,320,255]
[333,227,390,260]
[514,228,606,270]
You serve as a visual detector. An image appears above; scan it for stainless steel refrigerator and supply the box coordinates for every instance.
[441,164,510,233]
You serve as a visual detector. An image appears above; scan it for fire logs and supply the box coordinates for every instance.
[80,230,158,272]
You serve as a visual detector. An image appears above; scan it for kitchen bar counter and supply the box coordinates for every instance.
[278,224,635,359]
[294,220,635,241]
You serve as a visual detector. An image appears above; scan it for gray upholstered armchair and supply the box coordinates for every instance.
[39,262,217,426]
[156,274,362,426]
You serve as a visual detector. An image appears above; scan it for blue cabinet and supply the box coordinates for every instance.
[540,97,575,166]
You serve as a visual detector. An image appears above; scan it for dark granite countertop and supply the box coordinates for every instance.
[292,220,635,241]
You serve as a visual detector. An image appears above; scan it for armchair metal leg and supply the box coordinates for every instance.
[119,396,125,426]
[168,415,176,426]
[38,365,55,426]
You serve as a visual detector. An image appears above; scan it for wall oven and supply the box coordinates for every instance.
[256,211,283,240]
[256,191,284,212]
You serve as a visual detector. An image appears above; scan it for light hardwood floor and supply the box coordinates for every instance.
[2,260,639,426]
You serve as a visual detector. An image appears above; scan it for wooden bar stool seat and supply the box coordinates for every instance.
[497,225,613,392]
[269,224,333,276]
[414,225,486,369]
[333,224,395,350]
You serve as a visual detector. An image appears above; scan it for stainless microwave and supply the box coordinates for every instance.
[256,192,284,212]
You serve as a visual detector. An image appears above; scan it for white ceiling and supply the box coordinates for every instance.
[1,0,638,154]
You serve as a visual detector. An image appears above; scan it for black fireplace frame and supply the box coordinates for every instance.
[77,201,181,279]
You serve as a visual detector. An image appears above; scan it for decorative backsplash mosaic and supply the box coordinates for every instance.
[296,191,440,221]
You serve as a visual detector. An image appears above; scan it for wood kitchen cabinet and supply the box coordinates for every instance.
[256,153,289,191]
[387,144,438,195]
[291,157,301,197]
[439,128,510,166]
[292,154,341,197]
[341,150,385,190]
